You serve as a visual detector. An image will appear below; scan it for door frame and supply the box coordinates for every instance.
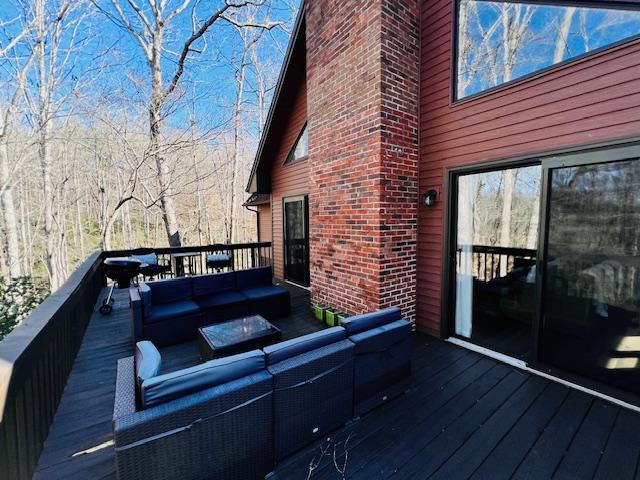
[282,194,310,287]
[441,138,640,365]
[442,158,541,359]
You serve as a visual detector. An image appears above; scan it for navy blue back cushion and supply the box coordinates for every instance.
[342,307,402,336]
[236,266,273,290]
[148,277,193,305]
[141,349,265,409]
[192,272,235,298]
[263,327,346,365]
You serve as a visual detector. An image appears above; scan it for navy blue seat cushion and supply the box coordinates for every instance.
[145,300,200,325]
[140,349,266,409]
[341,307,402,336]
[241,284,288,301]
[148,277,193,305]
[196,290,248,310]
[263,327,346,365]
[192,272,236,298]
[236,266,273,290]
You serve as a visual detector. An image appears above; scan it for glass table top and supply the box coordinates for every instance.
[200,315,276,348]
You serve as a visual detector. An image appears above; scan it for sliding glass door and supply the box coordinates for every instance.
[448,144,640,396]
[539,152,640,394]
[452,164,541,359]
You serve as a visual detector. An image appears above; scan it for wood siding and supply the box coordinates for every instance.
[257,204,272,242]
[270,78,308,280]
[418,0,640,336]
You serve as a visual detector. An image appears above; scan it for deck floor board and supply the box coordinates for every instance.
[33,282,640,480]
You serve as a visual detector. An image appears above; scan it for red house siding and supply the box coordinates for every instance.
[417,0,640,336]
[270,79,308,280]
[257,204,272,243]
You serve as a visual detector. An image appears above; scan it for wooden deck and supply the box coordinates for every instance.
[33,283,640,480]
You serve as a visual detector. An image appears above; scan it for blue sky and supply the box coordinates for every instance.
[0,0,299,144]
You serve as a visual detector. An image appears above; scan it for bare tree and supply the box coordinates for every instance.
[103,0,280,247]
[0,8,35,278]
[29,0,92,290]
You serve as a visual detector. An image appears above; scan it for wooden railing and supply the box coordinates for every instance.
[104,242,273,280]
[0,241,272,480]
[457,245,537,282]
[0,251,104,480]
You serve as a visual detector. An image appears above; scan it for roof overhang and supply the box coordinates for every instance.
[243,193,270,207]
[246,1,306,194]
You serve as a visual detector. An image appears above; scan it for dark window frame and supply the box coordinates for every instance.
[451,0,640,104]
[284,123,308,165]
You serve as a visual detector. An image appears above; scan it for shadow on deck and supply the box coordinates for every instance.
[33,282,640,480]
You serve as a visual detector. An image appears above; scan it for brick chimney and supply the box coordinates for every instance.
[306,0,420,321]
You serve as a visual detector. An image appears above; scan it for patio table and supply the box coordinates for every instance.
[198,314,282,360]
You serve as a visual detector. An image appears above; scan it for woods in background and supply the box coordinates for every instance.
[0,0,295,292]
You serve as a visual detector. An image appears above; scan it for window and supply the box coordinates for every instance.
[285,124,308,164]
[455,0,640,100]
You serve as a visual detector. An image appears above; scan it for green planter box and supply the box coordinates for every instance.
[325,309,344,327]
[313,305,327,322]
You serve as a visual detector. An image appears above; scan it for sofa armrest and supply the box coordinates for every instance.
[114,356,137,421]
[129,287,144,343]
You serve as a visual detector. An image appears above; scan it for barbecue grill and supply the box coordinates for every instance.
[101,257,144,315]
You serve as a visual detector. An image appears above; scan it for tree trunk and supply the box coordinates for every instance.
[150,32,181,247]
[499,169,514,276]
[0,142,22,278]
[554,7,576,64]
[228,45,248,243]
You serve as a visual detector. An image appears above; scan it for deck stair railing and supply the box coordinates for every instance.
[0,241,272,480]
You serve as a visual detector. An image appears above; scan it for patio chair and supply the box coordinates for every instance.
[131,249,171,280]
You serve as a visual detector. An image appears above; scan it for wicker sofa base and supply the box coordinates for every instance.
[113,357,274,480]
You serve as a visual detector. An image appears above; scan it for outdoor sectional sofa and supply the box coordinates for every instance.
[113,307,412,480]
[129,266,290,346]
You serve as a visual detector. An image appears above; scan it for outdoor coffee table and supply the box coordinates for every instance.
[198,314,282,360]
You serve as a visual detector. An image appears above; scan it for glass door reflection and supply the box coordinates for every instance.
[454,165,541,359]
[541,158,640,394]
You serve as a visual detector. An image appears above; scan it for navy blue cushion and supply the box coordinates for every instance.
[148,277,193,305]
[241,284,288,301]
[349,319,411,355]
[236,267,273,290]
[145,300,200,325]
[341,307,402,336]
[192,272,235,298]
[196,290,248,309]
[264,327,346,365]
[140,350,265,409]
